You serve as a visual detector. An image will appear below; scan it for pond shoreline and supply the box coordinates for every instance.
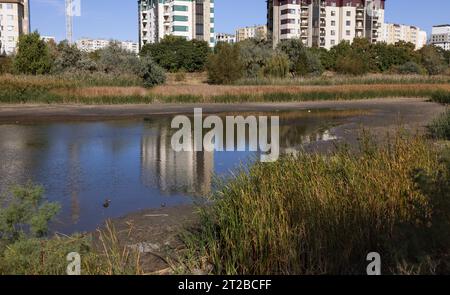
[92,98,446,274]
[0,98,443,124]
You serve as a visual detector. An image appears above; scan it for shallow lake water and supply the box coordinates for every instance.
[0,110,355,234]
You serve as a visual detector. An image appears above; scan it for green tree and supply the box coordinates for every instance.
[140,36,209,72]
[374,41,419,72]
[206,43,244,84]
[419,45,447,75]
[264,52,289,78]
[277,39,323,76]
[13,32,53,75]
[238,38,273,78]
[53,40,83,73]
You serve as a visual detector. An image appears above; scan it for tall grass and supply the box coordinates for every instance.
[186,132,450,274]
[0,221,142,275]
[236,74,450,86]
[1,74,450,104]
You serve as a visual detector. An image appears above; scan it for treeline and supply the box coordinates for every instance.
[207,38,450,84]
[0,32,166,87]
[2,32,450,87]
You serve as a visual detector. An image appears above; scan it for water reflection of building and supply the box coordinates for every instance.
[141,121,214,197]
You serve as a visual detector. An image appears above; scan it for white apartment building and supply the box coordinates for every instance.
[383,23,427,50]
[235,25,268,42]
[0,0,30,55]
[138,0,215,48]
[268,0,385,50]
[76,38,139,54]
[431,25,450,51]
[216,33,236,44]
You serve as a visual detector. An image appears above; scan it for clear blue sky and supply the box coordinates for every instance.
[31,0,450,42]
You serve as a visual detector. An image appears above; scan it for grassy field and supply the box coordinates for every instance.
[1,74,450,104]
[181,132,450,275]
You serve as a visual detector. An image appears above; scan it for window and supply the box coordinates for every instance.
[346,30,351,36]
[331,20,336,26]
[331,40,336,45]
[7,4,13,9]
[346,11,351,17]
[331,11,336,16]
[331,30,335,36]
[346,21,351,26]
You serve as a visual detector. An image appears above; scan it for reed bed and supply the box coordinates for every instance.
[185,132,450,274]
[236,74,450,86]
[1,73,450,104]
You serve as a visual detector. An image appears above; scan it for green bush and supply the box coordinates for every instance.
[277,39,323,76]
[239,38,273,78]
[13,32,53,75]
[140,35,209,72]
[335,54,369,75]
[394,61,426,75]
[263,52,289,78]
[0,183,60,244]
[420,45,447,75]
[0,55,13,74]
[207,43,244,84]
[137,56,166,88]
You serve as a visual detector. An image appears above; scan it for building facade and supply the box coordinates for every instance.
[235,25,268,42]
[0,0,30,55]
[431,25,450,51]
[216,33,236,44]
[138,0,215,48]
[268,0,385,49]
[383,23,427,50]
[76,38,139,54]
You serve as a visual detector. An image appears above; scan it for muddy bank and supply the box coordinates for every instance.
[0,98,443,124]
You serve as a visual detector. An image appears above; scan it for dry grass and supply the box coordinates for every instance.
[149,84,450,97]
[51,87,149,98]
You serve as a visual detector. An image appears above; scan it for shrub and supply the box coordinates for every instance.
[394,61,426,75]
[206,43,244,84]
[239,38,273,78]
[175,69,187,82]
[335,54,369,75]
[0,183,60,244]
[13,32,53,75]
[420,45,447,75]
[263,53,289,78]
[0,55,13,74]
[277,39,324,76]
[97,42,140,74]
[140,35,209,72]
[137,56,166,88]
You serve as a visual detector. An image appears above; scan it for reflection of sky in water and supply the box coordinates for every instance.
[0,111,348,234]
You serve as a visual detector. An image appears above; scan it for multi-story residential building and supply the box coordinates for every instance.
[0,0,30,55]
[138,0,215,48]
[76,38,139,54]
[235,25,268,42]
[267,0,385,49]
[431,24,450,51]
[383,23,427,50]
[216,33,236,44]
